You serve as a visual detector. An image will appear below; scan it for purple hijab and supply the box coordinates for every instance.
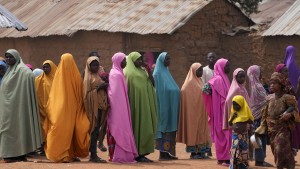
[284,46,300,90]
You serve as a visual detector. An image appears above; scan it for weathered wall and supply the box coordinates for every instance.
[0,0,254,86]
[0,31,123,72]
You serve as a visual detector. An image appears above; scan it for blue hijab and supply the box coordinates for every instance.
[0,61,8,85]
[153,52,180,138]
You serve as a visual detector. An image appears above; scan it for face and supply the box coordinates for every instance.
[42,63,51,75]
[196,66,203,78]
[224,62,230,74]
[90,60,100,73]
[120,58,127,69]
[232,101,241,111]
[134,57,143,68]
[164,54,171,67]
[207,53,217,66]
[5,53,16,66]
[236,71,246,84]
[0,65,6,77]
[280,66,288,78]
[269,80,281,93]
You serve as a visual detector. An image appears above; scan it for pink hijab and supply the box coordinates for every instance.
[223,68,249,130]
[144,51,155,69]
[107,52,138,163]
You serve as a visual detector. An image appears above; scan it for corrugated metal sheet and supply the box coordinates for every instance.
[263,0,300,36]
[0,0,212,38]
[0,4,27,31]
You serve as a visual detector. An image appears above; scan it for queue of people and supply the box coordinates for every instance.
[0,46,299,169]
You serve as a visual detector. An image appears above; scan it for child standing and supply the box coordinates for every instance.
[228,95,254,169]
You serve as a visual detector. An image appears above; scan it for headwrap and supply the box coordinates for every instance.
[229,95,254,124]
[275,63,286,73]
[26,64,33,70]
[144,51,155,69]
[270,72,286,86]
[33,68,43,77]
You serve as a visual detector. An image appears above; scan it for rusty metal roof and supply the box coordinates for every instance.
[0,0,213,38]
[0,4,27,31]
[263,0,300,36]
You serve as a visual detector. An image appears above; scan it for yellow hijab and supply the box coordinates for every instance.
[45,53,90,162]
[229,95,254,124]
[35,60,57,141]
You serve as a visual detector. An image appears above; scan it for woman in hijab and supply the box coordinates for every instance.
[177,63,211,159]
[124,51,158,162]
[143,51,155,71]
[107,52,138,163]
[256,72,300,169]
[153,52,180,160]
[33,68,43,77]
[0,60,8,85]
[203,58,231,166]
[35,60,57,154]
[275,61,300,157]
[0,49,42,163]
[223,68,249,130]
[247,65,272,167]
[45,53,90,163]
[83,56,108,163]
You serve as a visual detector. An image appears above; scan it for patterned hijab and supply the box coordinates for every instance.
[247,65,267,119]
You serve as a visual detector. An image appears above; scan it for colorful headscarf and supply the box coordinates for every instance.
[223,68,249,129]
[144,51,155,69]
[270,72,286,86]
[284,45,300,90]
[26,64,33,70]
[247,65,267,120]
[33,68,43,77]
[229,95,254,124]
[275,63,286,73]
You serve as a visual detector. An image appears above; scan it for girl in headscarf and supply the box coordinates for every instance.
[153,52,180,160]
[0,60,8,85]
[35,60,57,154]
[0,49,42,163]
[256,72,300,169]
[228,95,254,169]
[83,56,108,163]
[223,68,249,130]
[177,63,211,159]
[247,65,271,167]
[107,52,138,163]
[275,61,300,157]
[45,53,90,163]
[124,51,158,162]
[143,51,155,70]
[203,58,231,166]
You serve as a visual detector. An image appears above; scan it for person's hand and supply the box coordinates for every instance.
[280,113,292,121]
[232,112,238,119]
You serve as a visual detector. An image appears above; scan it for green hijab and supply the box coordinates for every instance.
[0,49,42,158]
[123,51,158,155]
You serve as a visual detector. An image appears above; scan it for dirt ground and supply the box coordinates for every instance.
[1,143,299,169]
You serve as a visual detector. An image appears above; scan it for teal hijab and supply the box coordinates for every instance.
[153,52,180,138]
[0,49,42,157]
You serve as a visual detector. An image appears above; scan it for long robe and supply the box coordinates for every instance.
[205,58,231,161]
[35,60,57,141]
[123,51,158,155]
[177,63,210,147]
[107,52,138,163]
[0,49,42,158]
[45,53,90,162]
[153,52,180,138]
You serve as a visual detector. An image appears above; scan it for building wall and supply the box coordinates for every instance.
[0,0,253,86]
[0,31,124,72]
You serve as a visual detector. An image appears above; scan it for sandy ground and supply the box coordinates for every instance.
[1,142,299,169]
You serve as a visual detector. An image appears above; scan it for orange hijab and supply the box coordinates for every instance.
[45,53,90,162]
